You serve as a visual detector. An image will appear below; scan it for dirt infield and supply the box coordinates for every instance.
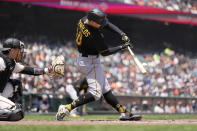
[0,119,197,125]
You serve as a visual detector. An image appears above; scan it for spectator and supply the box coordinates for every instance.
[164,101,172,113]
[142,100,150,113]
[37,94,50,114]
[191,100,197,113]
[154,101,164,113]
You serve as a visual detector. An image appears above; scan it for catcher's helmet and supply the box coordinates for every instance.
[87,8,108,26]
[0,38,25,51]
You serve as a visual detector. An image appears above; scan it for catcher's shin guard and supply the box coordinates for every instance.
[0,104,24,121]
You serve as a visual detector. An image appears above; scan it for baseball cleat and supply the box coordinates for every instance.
[56,105,70,121]
[119,112,142,121]
[70,114,80,118]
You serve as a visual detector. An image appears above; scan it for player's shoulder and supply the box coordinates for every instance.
[0,57,6,71]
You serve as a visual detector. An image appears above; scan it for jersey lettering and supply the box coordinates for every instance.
[76,28,83,46]
[76,19,90,46]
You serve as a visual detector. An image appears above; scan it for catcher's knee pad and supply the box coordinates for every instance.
[0,104,24,121]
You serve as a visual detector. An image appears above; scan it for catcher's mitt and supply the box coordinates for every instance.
[50,55,65,78]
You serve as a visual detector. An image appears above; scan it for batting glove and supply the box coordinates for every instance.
[121,33,130,43]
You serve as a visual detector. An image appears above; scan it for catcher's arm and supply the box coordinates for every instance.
[16,63,50,76]
[18,55,65,78]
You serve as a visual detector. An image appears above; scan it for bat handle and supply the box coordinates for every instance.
[127,46,134,56]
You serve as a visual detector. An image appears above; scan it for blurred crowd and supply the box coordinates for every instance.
[7,43,197,98]
[103,48,197,97]
[123,0,197,14]
[131,99,197,114]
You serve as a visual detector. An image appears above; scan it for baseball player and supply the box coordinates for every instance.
[56,8,142,121]
[66,77,88,117]
[0,38,64,121]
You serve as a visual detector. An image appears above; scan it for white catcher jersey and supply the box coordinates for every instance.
[0,57,25,73]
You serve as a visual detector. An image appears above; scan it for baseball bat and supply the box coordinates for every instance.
[127,46,147,75]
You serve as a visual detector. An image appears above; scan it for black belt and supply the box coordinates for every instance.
[81,53,99,58]
[82,54,88,57]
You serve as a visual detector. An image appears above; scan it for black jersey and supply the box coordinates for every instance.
[75,16,108,56]
[0,53,16,92]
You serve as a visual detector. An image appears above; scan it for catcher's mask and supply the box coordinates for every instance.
[1,38,26,62]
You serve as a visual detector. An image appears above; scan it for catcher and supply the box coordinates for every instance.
[0,38,64,121]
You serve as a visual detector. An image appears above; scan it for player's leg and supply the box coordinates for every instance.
[56,58,103,120]
[56,92,95,120]
[103,90,126,113]
[0,96,24,121]
[57,75,101,120]
[8,79,23,102]
[1,79,22,102]
[66,85,81,117]
[103,78,142,121]
[1,82,15,99]
[102,77,127,115]
[0,80,24,121]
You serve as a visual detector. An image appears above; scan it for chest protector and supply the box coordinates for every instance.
[0,53,16,92]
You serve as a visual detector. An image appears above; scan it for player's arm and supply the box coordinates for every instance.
[104,21,124,35]
[104,22,130,43]
[13,63,50,76]
[15,55,64,78]
[98,42,133,56]
[100,46,123,56]
[95,34,123,56]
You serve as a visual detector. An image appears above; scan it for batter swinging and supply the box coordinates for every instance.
[56,8,142,121]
